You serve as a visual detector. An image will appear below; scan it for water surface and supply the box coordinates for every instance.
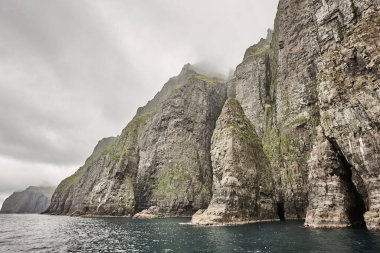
[0,214,379,252]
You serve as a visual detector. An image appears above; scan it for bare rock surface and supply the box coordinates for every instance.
[305,127,366,228]
[133,206,165,219]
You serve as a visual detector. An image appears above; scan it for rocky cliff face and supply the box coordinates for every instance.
[47,65,226,216]
[1,186,55,213]
[48,0,380,230]
[306,6,380,229]
[191,99,275,225]
[228,0,380,229]
[304,126,366,228]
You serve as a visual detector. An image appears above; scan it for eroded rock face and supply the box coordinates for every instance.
[191,99,275,225]
[305,127,366,228]
[47,65,227,216]
[1,186,55,214]
[313,9,380,229]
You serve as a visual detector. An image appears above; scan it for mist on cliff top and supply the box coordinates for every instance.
[0,0,279,206]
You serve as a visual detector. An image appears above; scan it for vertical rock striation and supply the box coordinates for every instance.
[305,127,366,227]
[307,7,380,229]
[191,99,275,225]
[229,0,319,219]
[228,0,380,229]
[229,36,272,138]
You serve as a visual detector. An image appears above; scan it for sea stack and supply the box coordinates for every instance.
[191,99,276,225]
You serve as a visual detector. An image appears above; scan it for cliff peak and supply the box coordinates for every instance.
[180,63,193,74]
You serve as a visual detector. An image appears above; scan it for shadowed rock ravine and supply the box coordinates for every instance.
[47,0,380,230]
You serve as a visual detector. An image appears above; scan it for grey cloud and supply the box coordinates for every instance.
[0,0,148,165]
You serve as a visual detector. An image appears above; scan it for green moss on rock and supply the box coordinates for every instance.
[187,73,224,85]
[155,163,195,195]
[55,166,87,194]
[55,111,154,195]
[243,39,271,62]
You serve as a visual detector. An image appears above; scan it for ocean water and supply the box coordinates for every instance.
[0,214,379,253]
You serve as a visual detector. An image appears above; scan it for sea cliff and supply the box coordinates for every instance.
[47,0,380,230]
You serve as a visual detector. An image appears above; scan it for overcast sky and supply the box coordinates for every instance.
[0,0,278,207]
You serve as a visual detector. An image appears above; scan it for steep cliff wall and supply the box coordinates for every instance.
[229,0,319,219]
[47,65,227,216]
[1,186,55,213]
[135,69,226,213]
[306,6,380,229]
[228,0,380,229]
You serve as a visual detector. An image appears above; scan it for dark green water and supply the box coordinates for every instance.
[0,214,379,252]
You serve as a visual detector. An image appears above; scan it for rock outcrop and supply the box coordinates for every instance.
[133,206,167,219]
[1,186,55,213]
[191,99,275,225]
[47,65,227,216]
